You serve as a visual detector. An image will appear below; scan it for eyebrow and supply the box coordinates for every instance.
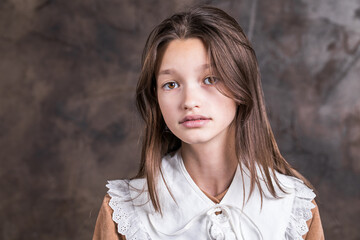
[158,63,211,76]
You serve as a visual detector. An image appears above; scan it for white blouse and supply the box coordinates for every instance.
[106,151,315,240]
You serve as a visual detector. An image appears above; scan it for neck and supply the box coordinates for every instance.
[181,130,238,197]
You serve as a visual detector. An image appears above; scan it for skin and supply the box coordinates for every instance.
[156,38,238,197]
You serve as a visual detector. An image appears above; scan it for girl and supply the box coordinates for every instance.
[93,5,324,240]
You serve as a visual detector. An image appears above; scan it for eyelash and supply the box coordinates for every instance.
[203,76,218,85]
[161,77,218,90]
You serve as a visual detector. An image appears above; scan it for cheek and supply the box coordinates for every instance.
[158,95,176,123]
[218,97,237,121]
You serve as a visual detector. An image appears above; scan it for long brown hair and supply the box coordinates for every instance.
[135,5,309,213]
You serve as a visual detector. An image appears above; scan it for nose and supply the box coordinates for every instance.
[182,84,201,110]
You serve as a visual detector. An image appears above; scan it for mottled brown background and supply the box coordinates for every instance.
[0,0,359,239]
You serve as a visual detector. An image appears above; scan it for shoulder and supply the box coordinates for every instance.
[105,179,151,240]
[241,168,319,239]
[275,173,323,240]
[303,201,325,240]
[93,195,125,240]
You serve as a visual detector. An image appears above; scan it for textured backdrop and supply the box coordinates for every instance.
[0,0,359,239]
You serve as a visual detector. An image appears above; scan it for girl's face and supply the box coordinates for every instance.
[156,38,237,146]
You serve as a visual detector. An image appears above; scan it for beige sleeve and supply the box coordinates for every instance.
[93,194,126,240]
[303,200,325,240]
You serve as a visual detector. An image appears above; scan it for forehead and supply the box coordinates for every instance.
[157,38,210,75]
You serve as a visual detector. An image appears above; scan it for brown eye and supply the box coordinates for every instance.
[163,82,179,90]
[204,77,218,85]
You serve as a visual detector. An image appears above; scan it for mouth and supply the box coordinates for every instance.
[179,115,211,128]
[179,115,211,124]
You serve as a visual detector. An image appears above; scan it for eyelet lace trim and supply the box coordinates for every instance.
[107,180,151,240]
[285,178,316,240]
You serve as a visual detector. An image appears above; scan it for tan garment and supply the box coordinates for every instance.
[303,201,325,240]
[201,188,228,204]
[93,195,126,240]
[93,194,324,240]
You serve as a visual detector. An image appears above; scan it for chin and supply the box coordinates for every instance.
[178,135,212,145]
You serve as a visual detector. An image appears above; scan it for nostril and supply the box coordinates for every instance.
[183,100,200,110]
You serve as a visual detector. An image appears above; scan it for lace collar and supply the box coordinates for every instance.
[107,151,316,240]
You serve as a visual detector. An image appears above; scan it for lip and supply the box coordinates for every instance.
[179,115,211,128]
